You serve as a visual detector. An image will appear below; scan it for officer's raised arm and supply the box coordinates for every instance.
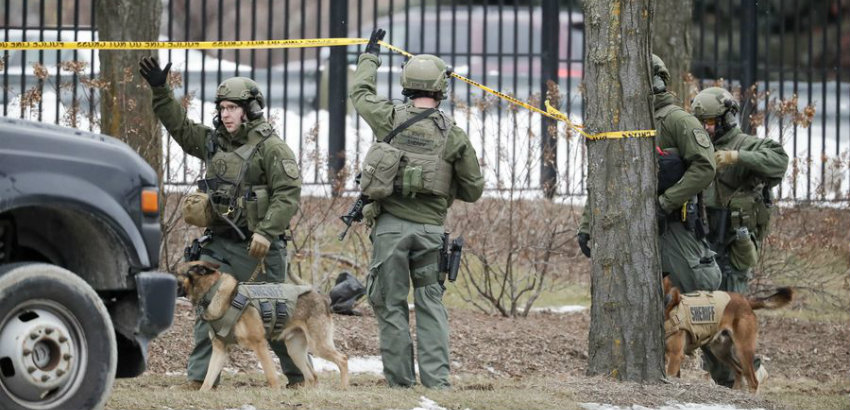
[350,28,396,138]
[140,56,211,160]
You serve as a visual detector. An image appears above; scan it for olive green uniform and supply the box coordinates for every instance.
[350,53,484,388]
[705,127,788,293]
[702,126,788,387]
[580,91,722,293]
[151,84,304,385]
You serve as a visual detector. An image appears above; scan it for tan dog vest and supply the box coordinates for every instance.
[664,291,731,353]
[201,281,313,342]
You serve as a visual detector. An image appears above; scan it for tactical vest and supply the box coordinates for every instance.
[202,125,272,230]
[391,106,453,198]
[664,291,731,353]
[710,131,771,244]
[200,280,313,343]
[361,106,453,200]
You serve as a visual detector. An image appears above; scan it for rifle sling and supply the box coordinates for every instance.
[383,108,438,144]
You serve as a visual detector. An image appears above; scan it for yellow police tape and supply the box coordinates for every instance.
[1,37,654,140]
[0,38,369,50]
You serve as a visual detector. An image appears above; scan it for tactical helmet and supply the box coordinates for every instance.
[691,87,739,120]
[400,54,449,97]
[215,77,265,119]
[651,54,671,84]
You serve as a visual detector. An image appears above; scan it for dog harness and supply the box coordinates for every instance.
[664,291,731,353]
[199,279,313,342]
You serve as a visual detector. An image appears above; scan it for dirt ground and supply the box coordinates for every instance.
[143,296,849,408]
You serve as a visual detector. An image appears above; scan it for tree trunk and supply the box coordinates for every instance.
[651,0,693,103]
[582,0,665,382]
[95,0,162,176]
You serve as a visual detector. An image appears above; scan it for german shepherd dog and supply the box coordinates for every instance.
[662,277,793,393]
[176,260,349,391]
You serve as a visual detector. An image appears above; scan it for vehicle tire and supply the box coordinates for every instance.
[0,263,117,410]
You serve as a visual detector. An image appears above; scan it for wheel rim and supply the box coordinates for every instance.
[0,299,88,409]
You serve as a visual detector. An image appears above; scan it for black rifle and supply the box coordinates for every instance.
[706,207,729,251]
[338,195,371,241]
[183,234,212,262]
[197,178,219,193]
[685,196,698,232]
[762,185,774,208]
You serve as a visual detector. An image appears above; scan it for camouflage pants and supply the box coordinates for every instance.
[367,212,450,388]
[659,220,722,293]
[186,234,304,385]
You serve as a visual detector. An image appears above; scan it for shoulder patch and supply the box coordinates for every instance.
[256,123,273,137]
[281,159,300,179]
[693,128,712,148]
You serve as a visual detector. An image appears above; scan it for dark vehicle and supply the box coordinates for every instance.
[0,118,176,410]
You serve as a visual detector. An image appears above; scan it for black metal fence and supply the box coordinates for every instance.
[2,0,847,201]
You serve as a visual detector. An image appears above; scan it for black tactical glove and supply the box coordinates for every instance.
[577,232,591,258]
[364,28,386,56]
[138,56,172,88]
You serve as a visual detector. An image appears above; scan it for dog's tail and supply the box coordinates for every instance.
[748,287,794,310]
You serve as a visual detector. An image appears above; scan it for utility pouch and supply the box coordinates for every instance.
[365,263,385,308]
[400,151,452,198]
[244,186,269,233]
[360,142,403,200]
[182,191,215,227]
[753,196,772,243]
[728,194,757,233]
[729,227,758,270]
[402,165,424,197]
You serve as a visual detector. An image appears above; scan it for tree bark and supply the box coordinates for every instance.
[582,0,665,382]
[95,0,162,176]
[651,0,693,102]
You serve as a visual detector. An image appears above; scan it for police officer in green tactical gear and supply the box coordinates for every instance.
[692,86,789,388]
[578,54,722,294]
[138,57,305,389]
[349,28,484,388]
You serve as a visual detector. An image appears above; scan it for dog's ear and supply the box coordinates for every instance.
[176,275,188,298]
[664,287,681,319]
[188,261,219,276]
[662,275,673,295]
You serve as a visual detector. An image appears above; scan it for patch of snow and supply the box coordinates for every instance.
[411,396,447,410]
[313,355,386,375]
[531,305,587,314]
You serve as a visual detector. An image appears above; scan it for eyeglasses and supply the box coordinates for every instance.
[219,104,242,113]
[702,118,717,126]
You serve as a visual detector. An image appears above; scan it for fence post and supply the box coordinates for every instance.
[739,0,758,134]
[328,0,348,196]
[541,0,559,198]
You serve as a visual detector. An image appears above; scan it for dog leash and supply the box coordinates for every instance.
[247,257,266,282]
